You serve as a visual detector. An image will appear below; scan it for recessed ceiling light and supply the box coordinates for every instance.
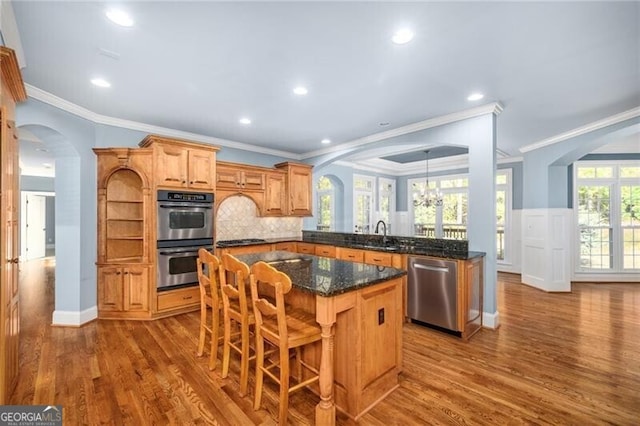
[467,93,484,101]
[321,139,331,144]
[391,29,414,45]
[379,122,390,127]
[293,86,308,96]
[106,9,134,27]
[239,117,251,125]
[91,78,111,88]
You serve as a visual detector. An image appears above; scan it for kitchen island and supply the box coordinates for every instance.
[236,251,407,424]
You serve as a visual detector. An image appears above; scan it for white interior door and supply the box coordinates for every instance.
[25,194,46,260]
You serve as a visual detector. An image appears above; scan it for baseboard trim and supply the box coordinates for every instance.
[52,305,98,327]
[483,311,500,330]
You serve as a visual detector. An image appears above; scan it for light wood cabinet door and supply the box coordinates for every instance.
[275,162,313,216]
[188,149,215,189]
[124,266,149,312]
[98,266,125,311]
[364,251,393,267]
[296,242,316,254]
[264,172,286,216]
[315,244,336,258]
[274,242,297,252]
[337,247,365,263]
[155,144,188,188]
[288,165,312,216]
[460,257,483,340]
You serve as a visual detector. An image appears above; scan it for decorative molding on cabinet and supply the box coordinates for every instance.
[52,305,98,327]
[0,46,26,101]
[24,83,298,159]
[520,106,640,153]
[521,208,572,292]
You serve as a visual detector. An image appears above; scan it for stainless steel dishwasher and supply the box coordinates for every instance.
[407,256,458,332]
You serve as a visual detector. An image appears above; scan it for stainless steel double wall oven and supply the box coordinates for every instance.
[156,190,214,291]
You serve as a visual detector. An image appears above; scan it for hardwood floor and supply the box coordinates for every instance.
[11,259,640,425]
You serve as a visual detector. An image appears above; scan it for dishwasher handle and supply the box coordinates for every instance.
[412,263,450,273]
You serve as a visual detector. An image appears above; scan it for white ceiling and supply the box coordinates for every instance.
[10,1,640,176]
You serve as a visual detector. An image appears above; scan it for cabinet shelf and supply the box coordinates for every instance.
[107,256,145,263]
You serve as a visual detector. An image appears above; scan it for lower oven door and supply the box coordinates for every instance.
[157,245,213,291]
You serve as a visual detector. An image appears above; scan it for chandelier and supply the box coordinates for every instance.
[413,150,443,207]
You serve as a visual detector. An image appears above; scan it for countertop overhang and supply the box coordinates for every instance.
[235,250,407,297]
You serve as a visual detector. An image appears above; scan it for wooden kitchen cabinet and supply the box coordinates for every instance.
[315,244,336,258]
[263,171,286,215]
[458,256,484,340]
[275,162,313,216]
[274,241,297,252]
[337,247,365,263]
[217,244,273,257]
[140,134,218,190]
[94,148,153,319]
[0,46,26,404]
[98,265,150,317]
[296,242,316,255]
[157,286,200,311]
[216,162,265,191]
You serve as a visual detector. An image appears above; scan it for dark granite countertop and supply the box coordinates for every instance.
[234,250,407,297]
[216,233,484,260]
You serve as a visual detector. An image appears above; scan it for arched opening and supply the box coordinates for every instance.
[17,123,82,325]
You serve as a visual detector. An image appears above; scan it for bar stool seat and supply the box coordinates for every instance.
[219,253,256,397]
[249,261,322,425]
[196,248,223,371]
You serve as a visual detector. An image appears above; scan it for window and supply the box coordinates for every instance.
[409,174,468,239]
[496,170,511,262]
[354,175,374,233]
[378,178,396,233]
[316,176,334,231]
[575,161,640,272]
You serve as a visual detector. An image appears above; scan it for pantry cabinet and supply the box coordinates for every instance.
[0,46,26,405]
[139,134,218,190]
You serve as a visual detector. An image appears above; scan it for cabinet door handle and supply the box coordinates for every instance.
[183,296,193,300]
[116,271,121,275]
[124,271,129,275]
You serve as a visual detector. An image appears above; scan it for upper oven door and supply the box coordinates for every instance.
[157,202,213,242]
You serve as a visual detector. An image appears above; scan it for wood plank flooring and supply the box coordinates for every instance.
[11,259,640,425]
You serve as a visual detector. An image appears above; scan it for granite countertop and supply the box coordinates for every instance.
[234,250,407,297]
[217,234,484,260]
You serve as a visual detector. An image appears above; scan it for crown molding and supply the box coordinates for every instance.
[25,84,302,160]
[520,106,640,154]
[0,46,26,101]
[301,102,504,160]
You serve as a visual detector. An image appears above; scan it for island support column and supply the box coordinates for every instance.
[315,296,336,425]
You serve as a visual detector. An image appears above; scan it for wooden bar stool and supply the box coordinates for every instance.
[219,253,256,397]
[196,248,223,370]
[249,261,322,425]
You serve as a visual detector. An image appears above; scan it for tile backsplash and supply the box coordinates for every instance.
[216,195,302,240]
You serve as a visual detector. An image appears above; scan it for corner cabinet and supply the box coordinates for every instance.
[0,47,26,404]
[139,134,218,190]
[275,162,313,216]
[94,148,153,320]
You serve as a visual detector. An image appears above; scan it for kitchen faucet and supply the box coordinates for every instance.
[374,220,387,244]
